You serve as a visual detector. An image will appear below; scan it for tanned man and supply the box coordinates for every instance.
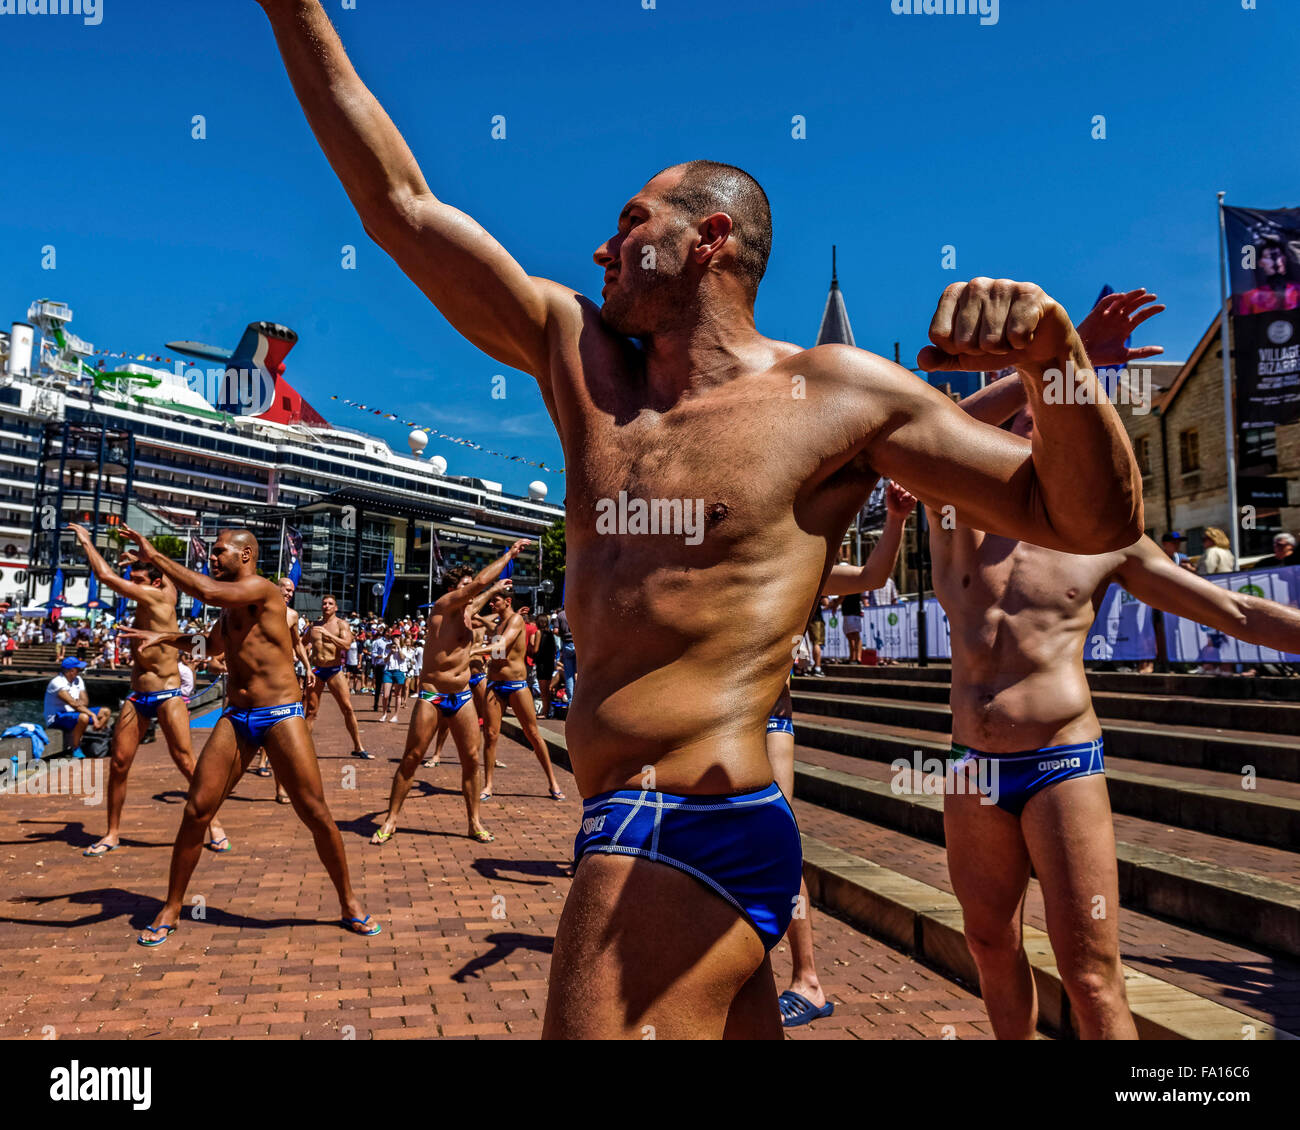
[253,0,1141,1037]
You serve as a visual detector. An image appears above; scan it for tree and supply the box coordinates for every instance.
[541,519,566,596]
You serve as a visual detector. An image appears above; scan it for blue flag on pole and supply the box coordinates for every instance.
[283,524,303,587]
[115,567,130,621]
[502,555,514,580]
[190,560,208,620]
[382,550,395,616]
[86,572,100,609]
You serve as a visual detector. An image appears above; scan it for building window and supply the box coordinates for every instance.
[1179,429,1200,474]
[1135,436,1151,477]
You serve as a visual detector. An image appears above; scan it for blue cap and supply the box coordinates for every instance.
[60,657,86,670]
[1162,531,1184,541]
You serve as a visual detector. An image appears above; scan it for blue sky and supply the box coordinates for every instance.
[1,0,1296,497]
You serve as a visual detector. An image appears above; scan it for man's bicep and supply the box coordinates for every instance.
[378,194,562,380]
[865,376,1056,546]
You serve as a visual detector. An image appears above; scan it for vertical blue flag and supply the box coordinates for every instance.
[47,567,66,618]
[283,524,303,586]
[381,550,395,616]
[86,572,99,608]
[114,567,130,621]
[502,555,514,580]
[190,559,207,620]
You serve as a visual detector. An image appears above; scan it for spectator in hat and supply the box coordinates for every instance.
[1160,532,1195,572]
[43,657,109,758]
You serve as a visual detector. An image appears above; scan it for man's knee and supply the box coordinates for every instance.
[1058,956,1126,1014]
[964,920,1023,964]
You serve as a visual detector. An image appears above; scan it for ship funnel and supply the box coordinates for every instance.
[7,323,34,377]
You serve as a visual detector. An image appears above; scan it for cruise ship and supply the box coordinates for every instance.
[0,301,565,616]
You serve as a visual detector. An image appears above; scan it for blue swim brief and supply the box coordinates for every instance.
[222,701,305,745]
[469,673,486,688]
[312,664,345,682]
[489,679,529,699]
[127,688,185,719]
[419,687,472,717]
[949,738,1105,817]
[766,715,795,735]
[573,782,803,951]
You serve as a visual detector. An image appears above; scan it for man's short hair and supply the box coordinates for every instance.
[322,593,337,603]
[656,160,772,297]
[133,561,162,583]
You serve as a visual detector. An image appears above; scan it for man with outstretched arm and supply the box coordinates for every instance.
[70,524,231,858]
[304,594,369,758]
[254,0,1141,1038]
[476,584,565,802]
[372,541,528,846]
[116,524,380,947]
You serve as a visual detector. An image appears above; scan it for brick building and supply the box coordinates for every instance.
[1122,311,1299,564]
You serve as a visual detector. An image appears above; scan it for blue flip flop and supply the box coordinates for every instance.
[83,841,118,858]
[345,915,382,937]
[778,990,834,1028]
[137,923,177,948]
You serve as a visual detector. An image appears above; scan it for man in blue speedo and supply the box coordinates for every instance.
[371,541,529,846]
[930,291,1300,1038]
[69,524,232,859]
[116,525,379,947]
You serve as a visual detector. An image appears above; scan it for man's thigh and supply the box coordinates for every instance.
[543,853,767,1040]
[262,717,327,800]
[155,695,193,756]
[943,789,1032,942]
[1019,774,1122,970]
[405,699,438,754]
[328,673,352,708]
[448,701,480,762]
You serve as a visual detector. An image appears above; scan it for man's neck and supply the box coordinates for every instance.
[640,304,764,405]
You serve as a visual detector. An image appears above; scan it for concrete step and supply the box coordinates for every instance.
[795,674,1300,735]
[800,835,1294,1040]
[807,661,1300,702]
[792,713,1300,850]
[793,756,1300,960]
[792,689,1300,783]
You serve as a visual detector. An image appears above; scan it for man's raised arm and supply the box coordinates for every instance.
[445,540,531,611]
[841,279,1143,554]
[255,0,556,379]
[118,526,271,609]
[1114,537,1300,655]
[67,524,157,604]
[823,483,916,598]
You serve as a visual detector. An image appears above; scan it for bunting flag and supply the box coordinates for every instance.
[329,396,563,474]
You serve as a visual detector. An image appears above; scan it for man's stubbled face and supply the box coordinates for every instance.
[593,172,694,339]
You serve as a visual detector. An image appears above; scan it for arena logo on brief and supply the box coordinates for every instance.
[890,0,999,27]
[581,815,606,835]
[1038,756,1081,773]
[594,491,706,546]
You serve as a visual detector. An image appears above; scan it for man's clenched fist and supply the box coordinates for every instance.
[917,278,1078,373]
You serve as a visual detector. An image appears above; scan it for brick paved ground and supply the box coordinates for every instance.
[0,695,989,1040]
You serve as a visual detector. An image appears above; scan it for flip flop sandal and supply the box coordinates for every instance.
[137,923,177,948]
[549,788,566,801]
[254,767,272,778]
[276,794,293,805]
[345,915,382,937]
[479,790,492,801]
[370,828,395,844]
[470,828,496,843]
[83,842,118,858]
[205,836,232,853]
[352,750,375,760]
[778,990,834,1028]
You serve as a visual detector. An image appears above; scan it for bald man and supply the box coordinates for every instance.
[117,525,380,946]
[256,0,1141,1038]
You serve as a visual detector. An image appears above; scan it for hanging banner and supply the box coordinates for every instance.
[1163,563,1300,664]
[1223,206,1300,432]
[1087,583,1157,661]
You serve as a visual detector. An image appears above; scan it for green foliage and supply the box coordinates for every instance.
[541,519,566,588]
[151,535,186,561]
